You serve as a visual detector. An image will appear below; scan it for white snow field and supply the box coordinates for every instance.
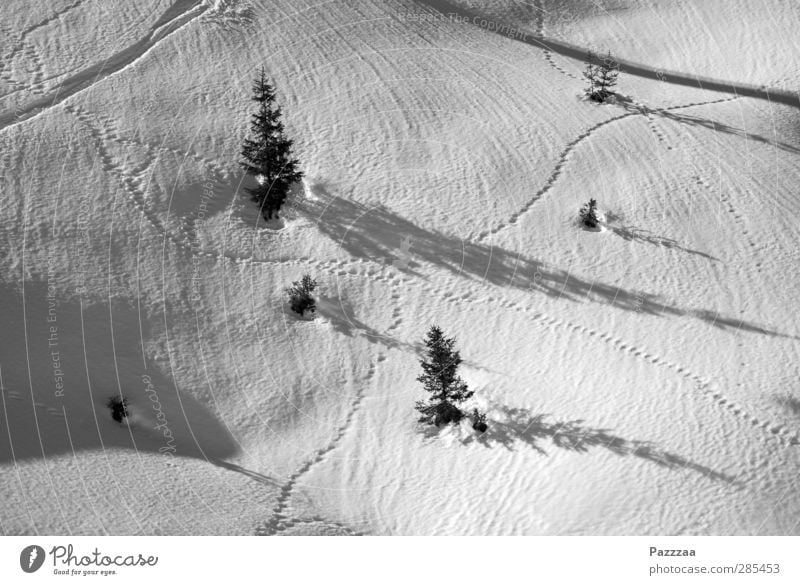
[1,0,799,535]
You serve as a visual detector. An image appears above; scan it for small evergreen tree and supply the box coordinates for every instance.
[107,396,129,423]
[470,408,488,433]
[286,274,317,316]
[598,51,619,97]
[579,198,599,228]
[582,56,600,100]
[240,67,303,220]
[415,326,473,427]
[583,51,619,102]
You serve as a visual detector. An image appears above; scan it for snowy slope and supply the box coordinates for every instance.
[1,0,798,535]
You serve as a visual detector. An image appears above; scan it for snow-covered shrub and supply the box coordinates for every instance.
[286,274,318,316]
[470,408,488,433]
[107,396,129,423]
[579,198,599,228]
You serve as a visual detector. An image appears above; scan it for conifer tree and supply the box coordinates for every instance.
[470,408,488,433]
[597,51,619,98]
[240,67,303,220]
[583,51,619,102]
[579,198,599,228]
[582,53,600,100]
[415,326,473,426]
[286,274,317,316]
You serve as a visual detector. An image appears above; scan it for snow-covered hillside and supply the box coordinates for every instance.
[1,0,798,535]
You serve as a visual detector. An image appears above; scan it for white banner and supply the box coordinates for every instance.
[0,536,797,584]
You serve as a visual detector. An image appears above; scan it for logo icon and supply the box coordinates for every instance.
[20,545,45,573]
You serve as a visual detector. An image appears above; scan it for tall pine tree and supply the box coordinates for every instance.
[415,325,473,427]
[240,68,302,220]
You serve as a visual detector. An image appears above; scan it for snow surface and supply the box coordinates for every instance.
[1,0,799,535]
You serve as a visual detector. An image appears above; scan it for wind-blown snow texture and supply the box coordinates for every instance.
[1,0,799,535]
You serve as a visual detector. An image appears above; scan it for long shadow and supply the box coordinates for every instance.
[303,185,794,339]
[415,0,800,109]
[614,95,800,155]
[421,405,739,484]
[315,295,417,353]
[313,295,492,372]
[603,213,719,261]
[0,282,239,465]
[211,459,281,487]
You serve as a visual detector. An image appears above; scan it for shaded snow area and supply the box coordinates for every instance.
[1,0,799,535]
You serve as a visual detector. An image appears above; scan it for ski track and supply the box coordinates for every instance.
[0,0,207,133]
[476,95,741,242]
[0,0,85,86]
[0,40,48,100]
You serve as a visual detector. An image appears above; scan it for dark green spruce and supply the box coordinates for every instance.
[240,67,303,220]
[415,325,474,427]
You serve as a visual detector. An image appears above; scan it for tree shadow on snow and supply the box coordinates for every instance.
[415,0,800,110]
[603,212,719,261]
[614,95,800,155]
[302,185,795,339]
[313,295,493,373]
[315,295,417,353]
[420,405,739,484]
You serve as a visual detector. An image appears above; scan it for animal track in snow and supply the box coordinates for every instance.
[475,110,638,242]
[533,0,580,81]
[0,0,208,132]
[399,275,798,447]
[0,0,84,96]
[258,361,378,535]
[477,95,741,242]
[64,104,332,269]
